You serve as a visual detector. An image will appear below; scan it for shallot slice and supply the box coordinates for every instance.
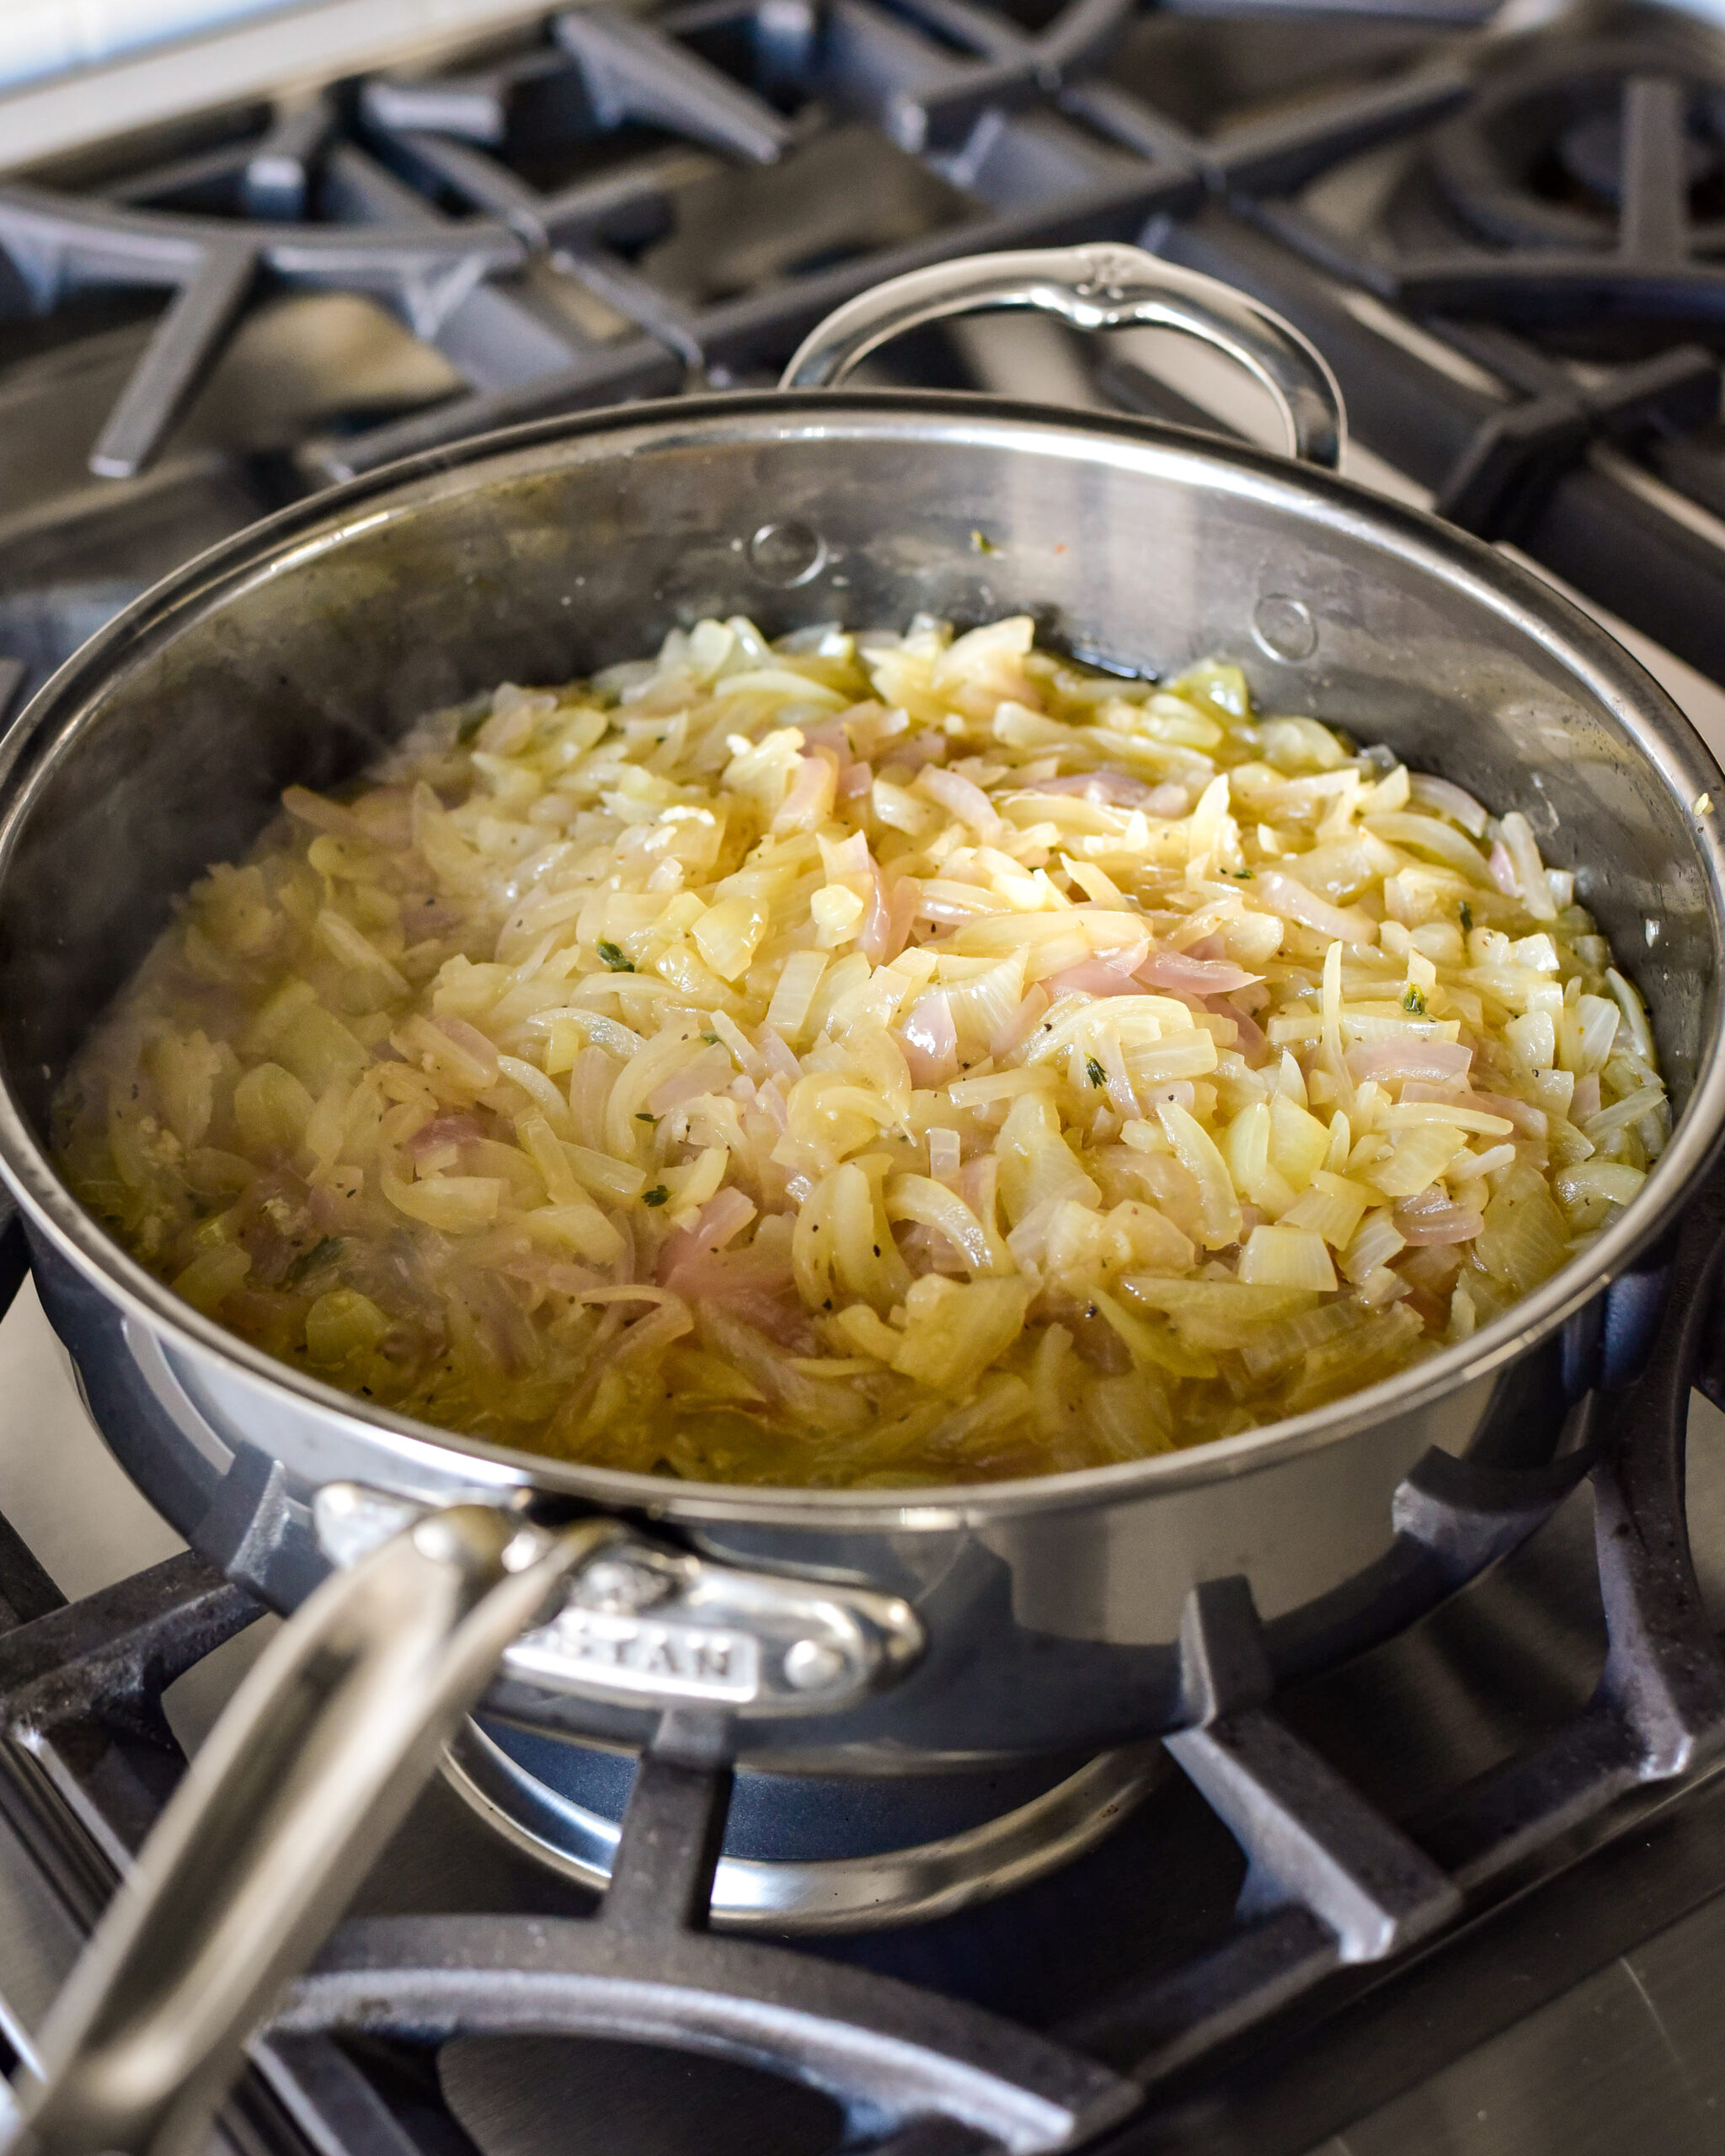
[1407,774,1490,837]
[1044,959,1151,997]
[1023,773,1185,816]
[857,863,890,961]
[1346,1038,1474,1084]
[657,1187,758,1282]
[991,985,1050,1059]
[1136,948,1260,995]
[1252,868,1374,944]
[1395,1197,1484,1245]
[899,991,959,1086]
[920,766,1003,840]
[408,1113,484,1158]
[1219,994,1269,1065]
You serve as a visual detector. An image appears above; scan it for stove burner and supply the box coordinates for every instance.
[1431,45,1725,253]
[1557,94,1713,217]
[1398,44,1725,337]
[272,1756,1142,2155]
[444,1720,1165,1932]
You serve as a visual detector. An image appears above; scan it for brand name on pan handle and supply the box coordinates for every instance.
[505,1606,761,1703]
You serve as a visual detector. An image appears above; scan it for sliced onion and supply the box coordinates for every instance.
[1401,1078,1546,1138]
[432,1015,501,1087]
[918,890,990,925]
[669,1240,802,1343]
[282,785,363,836]
[892,733,947,775]
[1488,838,1519,897]
[795,716,849,755]
[884,1174,1007,1276]
[408,1113,484,1158]
[1252,868,1374,944]
[1346,1038,1474,1084]
[1407,774,1489,836]
[1218,995,1269,1065]
[884,873,920,960]
[1394,1198,1484,1246]
[821,828,869,879]
[1500,811,1557,923]
[1137,948,1260,995]
[991,984,1050,1059]
[752,1076,788,1132]
[857,865,890,961]
[1465,1089,1546,1136]
[758,1028,802,1083]
[510,1257,606,1298]
[921,766,1003,839]
[657,1187,758,1282]
[771,750,839,835]
[1022,773,1185,815]
[898,991,958,1086]
[1094,1030,1140,1118]
[1044,958,1151,997]
[694,1186,756,1249]
[1098,937,1151,973]
[649,1044,732,1115]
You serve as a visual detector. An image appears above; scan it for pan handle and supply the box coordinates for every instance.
[12,1508,621,2156]
[780,242,1347,470]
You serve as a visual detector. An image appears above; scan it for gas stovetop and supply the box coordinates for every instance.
[9,3,1725,2153]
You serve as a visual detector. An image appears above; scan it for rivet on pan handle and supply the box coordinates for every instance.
[781,241,1348,470]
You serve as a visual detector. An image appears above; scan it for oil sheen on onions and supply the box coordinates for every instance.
[53,615,1668,1486]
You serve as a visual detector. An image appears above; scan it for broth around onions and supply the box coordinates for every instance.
[53,615,1669,1486]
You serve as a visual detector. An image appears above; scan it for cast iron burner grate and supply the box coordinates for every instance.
[1024,8,1725,684]
[0,0,1525,494]
[3,1163,1725,2155]
[0,0,1190,489]
[16,4,1725,694]
[1411,40,1725,339]
[1226,30,1725,351]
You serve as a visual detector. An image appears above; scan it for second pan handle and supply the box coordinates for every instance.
[780,241,1347,470]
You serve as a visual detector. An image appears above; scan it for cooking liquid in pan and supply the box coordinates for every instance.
[51,615,1667,1486]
